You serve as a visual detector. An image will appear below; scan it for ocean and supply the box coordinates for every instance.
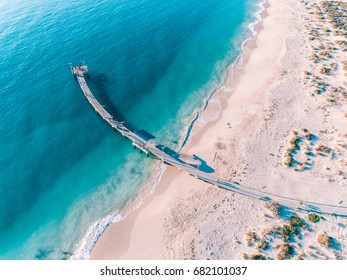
[0,0,261,259]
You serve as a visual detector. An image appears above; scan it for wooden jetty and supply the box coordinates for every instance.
[71,64,347,217]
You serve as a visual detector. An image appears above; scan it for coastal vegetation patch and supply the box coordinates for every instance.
[245,231,258,246]
[264,201,281,217]
[249,253,266,260]
[282,129,318,171]
[276,243,294,260]
[322,1,347,38]
[276,216,306,242]
[256,239,269,251]
[317,232,332,247]
[308,213,321,223]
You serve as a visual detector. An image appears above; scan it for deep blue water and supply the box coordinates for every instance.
[0,0,259,259]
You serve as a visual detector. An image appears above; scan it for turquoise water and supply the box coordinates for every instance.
[0,0,260,259]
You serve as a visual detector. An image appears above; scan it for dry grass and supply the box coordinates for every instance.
[336,41,347,52]
[320,66,331,75]
[283,156,293,167]
[317,233,331,247]
[276,243,294,260]
[257,239,269,251]
[325,97,335,103]
[215,142,226,150]
[261,226,276,236]
[322,1,347,36]
[289,135,300,148]
[304,132,312,140]
[315,144,331,155]
[342,61,347,73]
[245,231,258,246]
[264,201,281,216]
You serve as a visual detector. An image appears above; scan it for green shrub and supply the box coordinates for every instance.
[277,226,294,242]
[250,253,266,260]
[308,213,321,223]
[277,216,305,241]
[290,216,305,228]
[257,240,269,251]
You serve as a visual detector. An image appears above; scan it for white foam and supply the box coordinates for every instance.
[179,0,266,150]
[70,162,166,260]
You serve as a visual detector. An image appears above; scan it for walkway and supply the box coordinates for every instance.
[72,64,347,217]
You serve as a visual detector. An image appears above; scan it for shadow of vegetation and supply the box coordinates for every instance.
[330,237,342,250]
[278,205,297,221]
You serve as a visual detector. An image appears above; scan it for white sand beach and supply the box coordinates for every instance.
[91,0,347,260]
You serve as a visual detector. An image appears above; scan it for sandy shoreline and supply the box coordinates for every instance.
[91,0,347,260]
[90,0,268,260]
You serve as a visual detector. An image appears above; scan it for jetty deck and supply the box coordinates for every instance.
[71,64,347,217]
[71,65,216,170]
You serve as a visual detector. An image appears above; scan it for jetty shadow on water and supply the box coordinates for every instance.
[88,72,137,132]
